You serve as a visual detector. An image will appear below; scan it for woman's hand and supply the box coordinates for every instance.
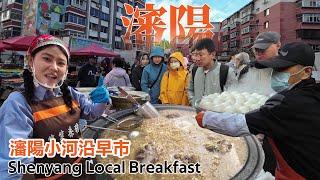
[89,85,110,103]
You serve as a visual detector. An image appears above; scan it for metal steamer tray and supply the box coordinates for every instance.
[83,105,264,180]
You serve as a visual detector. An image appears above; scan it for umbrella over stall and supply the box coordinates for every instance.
[2,35,37,51]
[0,41,20,52]
[0,41,6,52]
[71,44,120,57]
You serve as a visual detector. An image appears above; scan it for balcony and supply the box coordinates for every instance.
[230,31,239,39]
[241,26,253,35]
[1,10,10,22]
[296,29,320,39]
[89,29,98,37]
[221,35,229,42]
[241,15,255,24]
[298,0,320,8]
[229,22,239,30]
[230,40,239,48]
[100,32,108,39]
[241,38,254,47]
[222,25,229,32]
[222,42,229,51]
[299,13,320,24]
[240,8,253,19]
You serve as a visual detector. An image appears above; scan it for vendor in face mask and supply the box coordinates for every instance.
[195,42,320,179]
[271,64,313,92]
[159,51,189,105]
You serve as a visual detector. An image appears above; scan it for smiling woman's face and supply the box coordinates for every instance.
[29,45,68,87]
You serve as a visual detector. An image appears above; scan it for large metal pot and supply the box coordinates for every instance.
[110,91,149,110]
[83,105,264,180]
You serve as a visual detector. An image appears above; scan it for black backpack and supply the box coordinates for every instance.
[192,64,229,92]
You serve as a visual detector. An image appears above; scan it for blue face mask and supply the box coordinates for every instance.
[271,71,291,92]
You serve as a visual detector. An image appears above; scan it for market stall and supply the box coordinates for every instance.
[0,65,23,106]
[0,36,35,106]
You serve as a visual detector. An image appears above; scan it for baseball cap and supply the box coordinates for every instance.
[252,31,281,50]
[256,42,315,69]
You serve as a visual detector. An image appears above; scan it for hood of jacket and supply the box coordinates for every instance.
[109,67,127,77]
[150,46,165,65]
[168,51,185,71]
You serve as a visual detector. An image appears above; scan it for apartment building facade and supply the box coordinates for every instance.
[0,0,145,51]
[0,0,23,39]
[219,0,320,58]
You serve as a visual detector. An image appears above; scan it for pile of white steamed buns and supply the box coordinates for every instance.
[199,91,268,113]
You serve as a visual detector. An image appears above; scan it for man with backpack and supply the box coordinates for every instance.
[187,38,235,106]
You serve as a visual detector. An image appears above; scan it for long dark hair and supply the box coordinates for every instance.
[23,45,75,114]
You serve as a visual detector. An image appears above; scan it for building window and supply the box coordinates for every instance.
[71,0,86,10]
[296,29,320,39]
[241,26,250,34]
[229,22,237,30]
[223,42,228,49]
[91,1,98,7]
[264,8,269,16]
[116,18,122,25]
[66,13,86,25]
[241,38,253,46]
[50,30,62,36]
[106,0,110,8]
[301,14,320,23]
[53,0,64,5]
[1,10,11,21]
[7,0,15,4]
[89,36,99,41]
[115,29,122,36]
[66,30,86,38]
[310,44,320,52]
[301,0,320,7]
[90,23,99,31]
[3,27,22,37]
[264,21,269,29]
[135,2,144,8]
[230,32,239,39]
[90,8,100,18]
[15,0,23,4]
[221,35,229,42]
[230,40,238,48]
[101,0,109,8]
[10,9,22,20]
[241,16,251,24]
[115,41,122,49]
[101,26,108,33]
[12,27,21,36]
[117,6,124,14]
[100,12,109,21]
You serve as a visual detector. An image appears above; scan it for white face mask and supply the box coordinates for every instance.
[31,61,67,89]
[170,62,180,69]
